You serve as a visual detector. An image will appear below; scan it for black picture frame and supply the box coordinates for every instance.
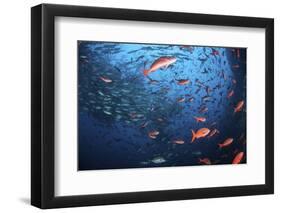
[31,3,274,209]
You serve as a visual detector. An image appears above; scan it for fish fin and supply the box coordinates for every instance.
[143,69,150,76]
[191,130,196,143]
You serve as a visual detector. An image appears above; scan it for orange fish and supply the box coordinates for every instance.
[218,138,233,148]
[208,129,219,138]
[194,116,206,123]
[234,100,244,113]
[173,140,185,145]
[232,152,244,164]
[191,128,210,143]
[227,90,234,98]
[143,56,177,76]
[148,130,159,139]
[199,158,211,165]
[177,97,185,103]
[100,76,112,83]
[177,79,190,85]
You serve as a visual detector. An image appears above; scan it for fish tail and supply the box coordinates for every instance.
[191,130,196,143]
[218,144,223,149]
[143,69,150,76]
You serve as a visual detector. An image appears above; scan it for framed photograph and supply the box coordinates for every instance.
[31,4,274,209]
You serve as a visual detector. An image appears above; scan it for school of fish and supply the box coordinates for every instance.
[78,41,246,170]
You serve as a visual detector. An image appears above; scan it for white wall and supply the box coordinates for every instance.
[0,0,279,212]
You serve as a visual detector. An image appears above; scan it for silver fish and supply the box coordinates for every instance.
[151,156,166,164]
[103,110,112,115]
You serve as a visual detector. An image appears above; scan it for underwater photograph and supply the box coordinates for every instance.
[78,41,246,171]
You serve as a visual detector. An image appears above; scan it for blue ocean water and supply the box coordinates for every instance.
[78,41,246,170]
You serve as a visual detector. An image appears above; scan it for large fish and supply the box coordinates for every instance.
[191,128,210,142]
[143,56,177,76]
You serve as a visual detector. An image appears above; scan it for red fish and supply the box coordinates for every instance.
[173,140,185,145]
[194,116,206,123]
[199,158,211,165]
[100,76,112,83]
[191,128,210,143]
[177,97,185,103]
[218,138,233,148]
[232,152,244,164]
[227,90,234,98]
[234,100,244,113]
[143,56,177,76]
[177,79,190,85]
[148,130,159,139]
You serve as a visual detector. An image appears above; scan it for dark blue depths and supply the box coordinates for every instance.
[78,41,246,170]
